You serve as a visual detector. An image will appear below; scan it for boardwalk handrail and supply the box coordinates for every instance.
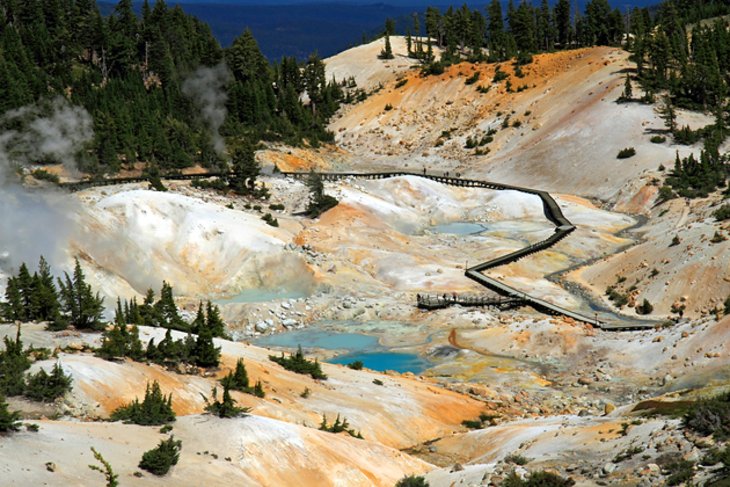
[58,169,653,331]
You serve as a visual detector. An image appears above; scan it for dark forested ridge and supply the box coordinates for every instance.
[0,0,342,175]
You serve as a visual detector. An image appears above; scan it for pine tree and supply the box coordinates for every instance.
[660,96,677,132]
[194,321,220,368]
[0,326,31,397]
[305,171,339,218]
[139,436,182,476]
[0,395,22,432]
[205,301,226,338]
[58,259,104,331]
[227,140,259,195]
[35,256,61,326]
[111,381,175,425]
[203,384,249,418]
[379,33,394,60]
[221,358,249,391]
[24,362,73,402]
[621,74,633,100]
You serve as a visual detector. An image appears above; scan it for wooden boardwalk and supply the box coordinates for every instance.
[59,170,657,331]
[417,293,525,311]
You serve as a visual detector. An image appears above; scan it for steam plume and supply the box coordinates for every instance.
[182,63,232,156]
[0,97,91,273]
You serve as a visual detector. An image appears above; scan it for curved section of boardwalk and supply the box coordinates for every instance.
[60,170,654,331]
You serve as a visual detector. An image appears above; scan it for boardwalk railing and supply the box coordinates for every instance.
[417,293,524,311]
[59,169,654,331]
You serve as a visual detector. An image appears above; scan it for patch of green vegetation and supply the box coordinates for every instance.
[139,436,182,476]
[24,363,72,403]
[465,72,480,85]
[111,381,175,426]
[684,391,730,439]
[503,470,575,486]
[203,384,250,418]
[220,359,265,398]
[269,346,327,380]
[714,204,730,221]
[617,147,637,159]
[651,135,667,144]
[319,414,363,439]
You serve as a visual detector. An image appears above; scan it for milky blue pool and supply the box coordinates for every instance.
[255,328,430,374]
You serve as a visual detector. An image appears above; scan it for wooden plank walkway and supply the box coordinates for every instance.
[417,293,525,311]
[58,169,657,331]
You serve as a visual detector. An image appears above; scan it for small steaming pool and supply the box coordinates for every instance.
[255,329,430,374]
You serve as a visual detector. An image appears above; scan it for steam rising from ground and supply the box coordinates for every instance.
[182,63,232,155]
[0,98,91,275]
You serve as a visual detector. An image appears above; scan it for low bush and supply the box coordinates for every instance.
[269,346,327,380]
[346,361,363,370]
[319,414,363,439]
[683,391,730,439]
[650,135,667,144]
[636,299,654,315]
[617,147,636,159]
[203,384,250,418]
[395,78,408,89]
[24,363,73,402]
[111,381,175,426]
[465,72,480,85]
[395,475,429,487]
[139,436,182,476]
[503,470,575,486]
[713,204,730,221]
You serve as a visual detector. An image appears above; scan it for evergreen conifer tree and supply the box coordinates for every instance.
[0,395,21,432]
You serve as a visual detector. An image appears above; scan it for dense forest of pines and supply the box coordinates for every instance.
[0,0,343,175]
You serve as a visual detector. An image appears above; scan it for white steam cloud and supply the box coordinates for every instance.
[182,63,232,156]
[0,97,92,275]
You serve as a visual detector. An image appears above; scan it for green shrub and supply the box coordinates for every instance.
[88,447,119,487]
[0,395,21,432]
[203,384,250,418]
[477,85,490,94]
[0,329,31,397]
[384,103,393,111]
[505,454,530,465]
[346,361,364,370]
[395,78,408,89]
[665,459,694,486]
[683,392,730,439]
[714,204,730,221]
[395,475,429,487]
[657,186,675,203]
[31,169,60,184]
[493,69,509,83]
[24,363,73,402]
[372,378,384,386]
[262,213,279,227]
[670,235,681,247]
[711,231,726,243]
[268,203,285,211]
[465,72,480,85]
[503,470,575,486]
[636,299,654,315]
[269,346,327,380]
[220,359,265,398]
[650,135,666,144]
[319,414,363,439]
[139,436,182,476]
[111,381,175,425]
[617,147,636,159]
[462,419,484,429]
